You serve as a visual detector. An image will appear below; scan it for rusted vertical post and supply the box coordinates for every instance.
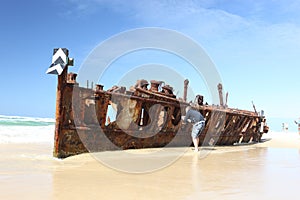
[96,84,104,91]
[53,50,69,157]
[217,83,224,106]
[183,79,189,102]
[95,97,109,128]
[150,80,160,92]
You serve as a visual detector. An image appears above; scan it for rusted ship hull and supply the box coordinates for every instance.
[52,65,268,158]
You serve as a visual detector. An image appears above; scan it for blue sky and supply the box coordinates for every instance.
[0,0,299,131]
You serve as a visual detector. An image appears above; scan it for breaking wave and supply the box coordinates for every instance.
[0,115,54,144]
[0,115,55,126]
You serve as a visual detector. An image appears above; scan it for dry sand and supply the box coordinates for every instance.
[1,131,300,200]
[258,131,300,148]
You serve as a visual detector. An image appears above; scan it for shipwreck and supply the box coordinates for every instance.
[47,48,269,158]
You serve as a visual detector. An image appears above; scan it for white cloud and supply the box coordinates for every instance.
[65,0,300,117]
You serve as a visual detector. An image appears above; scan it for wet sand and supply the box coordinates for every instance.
[1,131,300,200]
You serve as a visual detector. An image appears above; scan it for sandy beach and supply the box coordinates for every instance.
[1,131,300,200]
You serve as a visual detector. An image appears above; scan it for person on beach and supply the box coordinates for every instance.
[294,118,300,134]
[183,106,205,152]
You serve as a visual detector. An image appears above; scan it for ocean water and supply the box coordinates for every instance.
[0,115,54,144]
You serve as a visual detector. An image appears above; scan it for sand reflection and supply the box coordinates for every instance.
[52,147,293,200]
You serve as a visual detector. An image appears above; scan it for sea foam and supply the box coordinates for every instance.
[0,115,54,144]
